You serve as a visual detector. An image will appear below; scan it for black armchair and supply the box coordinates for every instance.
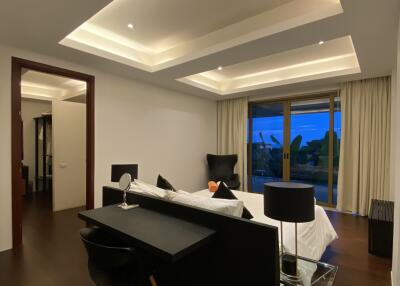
[206,154,240,190]
[80,227,156,286]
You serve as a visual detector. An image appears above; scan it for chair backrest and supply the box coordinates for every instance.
[206,154,237,181]
[111,164,138,182]
[80,227,151,286]
[80,228,138,269]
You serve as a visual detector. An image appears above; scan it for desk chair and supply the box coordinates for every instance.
[80,227,157,286]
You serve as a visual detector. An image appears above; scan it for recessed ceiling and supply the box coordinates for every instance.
[178,36,360,95]
[89,0,293,52]
[0,0,399,100]
[21,70,87,102]
[60,0,343,72]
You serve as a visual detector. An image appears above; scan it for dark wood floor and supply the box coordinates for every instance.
[0,192,393,286]
[321,211,392,286]
[0,192,93,286]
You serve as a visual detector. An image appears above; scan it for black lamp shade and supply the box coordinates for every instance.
[264,182,315,223]
[111,164,138,182]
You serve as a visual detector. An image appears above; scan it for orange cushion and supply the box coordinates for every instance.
[208,181,218,192]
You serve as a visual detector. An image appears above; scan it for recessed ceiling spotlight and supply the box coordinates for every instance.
[218,66,223,71]
[318,40,325,45]
[127,23,134,29]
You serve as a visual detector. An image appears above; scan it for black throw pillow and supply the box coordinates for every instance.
[156,175,177,192]
[212,183,253,219]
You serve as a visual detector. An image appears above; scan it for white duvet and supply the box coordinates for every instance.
[195,189,338,261]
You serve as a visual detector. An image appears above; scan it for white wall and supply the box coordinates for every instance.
[21,99,52,189]
[391,15,400,286]
[0,44,217,251]
[52,101,86,211]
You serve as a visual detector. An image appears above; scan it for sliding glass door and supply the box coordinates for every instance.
[249,102,285,193]
[248,94,340,206]
[333,97,341,205]
[289,98,330,204]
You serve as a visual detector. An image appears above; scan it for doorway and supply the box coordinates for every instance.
[11,57,95,248]
[248,93,341,207]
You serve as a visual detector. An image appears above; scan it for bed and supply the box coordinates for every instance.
[124,177,337,261]
[102,186,281,285]
[194,189,338,261]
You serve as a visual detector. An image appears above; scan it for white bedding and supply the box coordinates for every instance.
[195,189,338,261]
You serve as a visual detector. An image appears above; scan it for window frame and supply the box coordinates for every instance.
[247,92,340,207]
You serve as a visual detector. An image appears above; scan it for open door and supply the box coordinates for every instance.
[52,100,86,211]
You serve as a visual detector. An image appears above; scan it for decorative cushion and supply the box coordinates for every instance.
[212,183,254,219]
[156,175,177,192]
[208,181,219,192]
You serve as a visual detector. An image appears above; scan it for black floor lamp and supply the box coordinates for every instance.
[264,182,315,283]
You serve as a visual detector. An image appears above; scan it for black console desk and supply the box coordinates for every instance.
[78,204,216,263]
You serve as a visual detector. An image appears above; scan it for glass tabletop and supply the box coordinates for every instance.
[280,256,338,286]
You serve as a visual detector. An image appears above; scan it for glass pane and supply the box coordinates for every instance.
[290,99,330,203]
[251,103,284,193]
[333,97,341,205]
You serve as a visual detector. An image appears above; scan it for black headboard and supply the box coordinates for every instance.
[103,186,279,285]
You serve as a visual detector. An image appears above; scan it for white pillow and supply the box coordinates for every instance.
[130,179,167,198]
[165,190,244,217]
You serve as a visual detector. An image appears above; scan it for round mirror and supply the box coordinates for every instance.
[119,173,132,190]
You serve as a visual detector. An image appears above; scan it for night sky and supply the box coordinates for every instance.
[252,112,341,146]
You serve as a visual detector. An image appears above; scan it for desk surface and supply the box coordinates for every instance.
[78,205,216,262]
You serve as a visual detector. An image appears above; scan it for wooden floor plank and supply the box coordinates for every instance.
[321,210,392,286]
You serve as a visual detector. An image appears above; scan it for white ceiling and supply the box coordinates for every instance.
[179,36,360,94]
[88,0,293,53]
[0,0,399,100]
[60,0,343,71]
[21,70,86,102]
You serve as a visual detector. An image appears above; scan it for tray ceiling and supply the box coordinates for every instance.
[22,70,87,101]
[60,0,343,72]
[178,36,360,95]
[1,0,398,100]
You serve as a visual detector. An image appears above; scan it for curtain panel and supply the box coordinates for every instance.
[337,76,391,215]
[217,97,248,192]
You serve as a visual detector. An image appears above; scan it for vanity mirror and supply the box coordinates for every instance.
[118,173,138,210]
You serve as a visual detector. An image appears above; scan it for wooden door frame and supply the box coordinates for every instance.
[11,57,95,248]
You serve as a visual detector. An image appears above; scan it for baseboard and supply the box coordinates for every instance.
[321,206,353,214]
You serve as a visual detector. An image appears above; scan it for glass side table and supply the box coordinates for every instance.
[280,256,338,286]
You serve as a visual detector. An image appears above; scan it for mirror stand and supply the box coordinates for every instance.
[118,173,139,210]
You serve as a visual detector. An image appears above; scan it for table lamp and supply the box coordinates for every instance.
[264,182,315,283]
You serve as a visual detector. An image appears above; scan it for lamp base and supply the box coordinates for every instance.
[281,253,301,283]
[118,203,139,210]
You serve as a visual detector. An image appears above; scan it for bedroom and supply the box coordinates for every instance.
[0,0,399,285]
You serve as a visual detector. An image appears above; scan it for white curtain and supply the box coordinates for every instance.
[337,76,391,216]
[217,97,248,191]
